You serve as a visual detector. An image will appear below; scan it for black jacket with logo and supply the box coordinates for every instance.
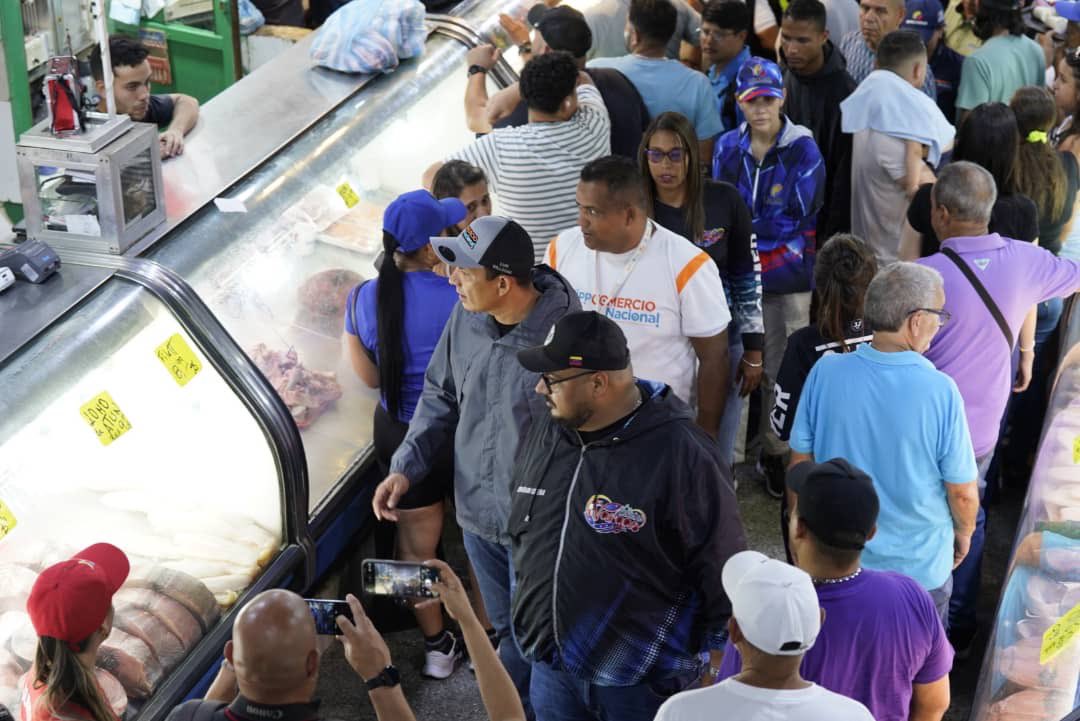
[509,381,747,686]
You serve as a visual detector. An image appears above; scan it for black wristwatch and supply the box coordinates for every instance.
[467,64,489,77]
[365,665,400,691]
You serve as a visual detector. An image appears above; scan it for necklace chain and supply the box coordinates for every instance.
[813,567,862,585]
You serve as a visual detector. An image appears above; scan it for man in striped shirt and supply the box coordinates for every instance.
[839,0,937,99]
[425,51,611,261]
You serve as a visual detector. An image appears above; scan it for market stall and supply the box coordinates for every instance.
[0,0,523,716]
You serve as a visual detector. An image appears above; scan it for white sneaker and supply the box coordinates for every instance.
[422,633,463,679]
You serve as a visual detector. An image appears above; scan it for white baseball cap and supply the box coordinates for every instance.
[722,550,821,656]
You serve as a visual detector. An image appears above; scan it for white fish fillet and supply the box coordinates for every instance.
[101,491,190,514]
[159,559,250,579]
[172,533,260,567]
[214,590,239,607]
[147,511,273,550]
[199,574,254,594]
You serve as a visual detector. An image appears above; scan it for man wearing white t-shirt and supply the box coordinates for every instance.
[545,155,731,436]
[655,551,875,721]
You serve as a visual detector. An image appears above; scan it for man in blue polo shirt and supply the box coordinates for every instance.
[789,261,979,620]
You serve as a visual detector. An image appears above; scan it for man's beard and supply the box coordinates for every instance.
[548,399,593,430]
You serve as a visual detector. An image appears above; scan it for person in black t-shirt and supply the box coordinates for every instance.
[640,110,763,466]
[770,233,876,506]
[470,5,650,158]
[90,37,200,159]
[902,102,1038,258]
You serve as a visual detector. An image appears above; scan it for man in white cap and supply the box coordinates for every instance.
[654,551,874,721]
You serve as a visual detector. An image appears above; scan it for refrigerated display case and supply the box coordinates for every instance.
[0,3,524,716]
[0,254,311,721]
[970,304,1080,721]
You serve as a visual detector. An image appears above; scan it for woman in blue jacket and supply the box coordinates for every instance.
[712,56,825,497]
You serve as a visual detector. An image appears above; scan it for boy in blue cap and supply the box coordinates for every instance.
[712,57,825,498]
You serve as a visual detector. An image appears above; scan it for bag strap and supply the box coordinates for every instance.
[940,247,1013,349]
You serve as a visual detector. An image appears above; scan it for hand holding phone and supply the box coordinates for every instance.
[334,593,392,681]
[305,599,355,635]
[362,559,440,598]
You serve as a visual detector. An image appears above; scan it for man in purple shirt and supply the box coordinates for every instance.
[717,458,954,721]
[918,161,1080,651]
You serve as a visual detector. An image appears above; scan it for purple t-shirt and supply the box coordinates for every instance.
[717,569,954,721]
[919,234,1080,457]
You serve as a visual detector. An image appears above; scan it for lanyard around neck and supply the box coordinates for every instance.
[593,220,653,305]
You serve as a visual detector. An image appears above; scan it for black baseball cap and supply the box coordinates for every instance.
[787,458,879,550]
[527,3,593,59]
[978,0,1021,10]
[517,311,630,372]
[432,215,536,277]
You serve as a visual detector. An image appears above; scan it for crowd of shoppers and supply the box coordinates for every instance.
[21,1,1080,721]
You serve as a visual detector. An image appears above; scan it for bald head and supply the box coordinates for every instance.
[228,590,320,704]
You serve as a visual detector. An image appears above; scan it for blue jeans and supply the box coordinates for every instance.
[530,660,691,721]
[462,531,533,718]
[716,334,744,467]
[948,454,992,634]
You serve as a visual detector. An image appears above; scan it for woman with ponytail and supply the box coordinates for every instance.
[1011,86,1080,255]
[770,234,877,556]
[344,185,490,679]
[22,544,129,721]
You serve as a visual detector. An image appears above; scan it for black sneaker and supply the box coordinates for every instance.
[759,453,786,499]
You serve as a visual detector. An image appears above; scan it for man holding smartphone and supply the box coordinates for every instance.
[372,215,580,710]
[508,311,747,721]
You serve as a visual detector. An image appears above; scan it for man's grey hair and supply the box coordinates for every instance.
[865,262,944,332]
[932,161,998,225]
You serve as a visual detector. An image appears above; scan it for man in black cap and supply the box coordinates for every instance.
[373,215,580,712]
[468,4,650,159]
[508,310,747,721]
[715,458,954,721]
[955,0,1045,124]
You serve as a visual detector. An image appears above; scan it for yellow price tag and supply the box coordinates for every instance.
[79,392,133,447]
[155,332,203,387]
[336,182,360,209]
[0,499,17,541]
[1041,602,1080,664]
[1073,436,1080,464]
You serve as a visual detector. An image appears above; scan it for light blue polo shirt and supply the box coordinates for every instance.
[790,343,978,590]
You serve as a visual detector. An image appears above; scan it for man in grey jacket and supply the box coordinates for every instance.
[373,215,580,710]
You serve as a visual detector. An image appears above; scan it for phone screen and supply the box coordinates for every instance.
[305,599,354,635]
[362,559,440,598]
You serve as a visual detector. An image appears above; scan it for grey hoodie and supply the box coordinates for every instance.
[389,266,581,545]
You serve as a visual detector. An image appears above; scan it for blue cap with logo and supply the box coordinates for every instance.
[384,189,467,254]
[736,57,785,103]
[901,0,945,43]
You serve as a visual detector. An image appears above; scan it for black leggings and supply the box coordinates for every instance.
[372,403,454,509]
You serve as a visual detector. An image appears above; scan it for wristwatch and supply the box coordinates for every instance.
[518,42,533,54]
[467,64,488,77]
[365,665,400,691]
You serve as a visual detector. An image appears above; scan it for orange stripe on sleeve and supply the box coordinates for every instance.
[546,236,558,268]
[675,252,711,294]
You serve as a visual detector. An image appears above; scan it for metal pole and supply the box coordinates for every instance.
[91,0,115,116]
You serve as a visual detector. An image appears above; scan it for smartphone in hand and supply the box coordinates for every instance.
[305,599,355,635]
[361,559,440,598]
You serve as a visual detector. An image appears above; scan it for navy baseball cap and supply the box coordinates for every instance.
[384,189,467,254]
[517,311,630,373]
[902,0,945,43]
[432,215,536,277]
[736,57,784,102]
[527,4,593,58]
[787,458,879,550]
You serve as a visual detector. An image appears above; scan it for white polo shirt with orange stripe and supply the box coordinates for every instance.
[546,221,730,406]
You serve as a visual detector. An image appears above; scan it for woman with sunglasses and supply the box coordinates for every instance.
[639,111,763,467]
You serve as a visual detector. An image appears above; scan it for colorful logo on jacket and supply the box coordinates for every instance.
[770,183,783,197]
[584,494,647,534]
[463,225,479,249]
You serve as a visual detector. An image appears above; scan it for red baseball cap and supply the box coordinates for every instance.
[27,543,130,648]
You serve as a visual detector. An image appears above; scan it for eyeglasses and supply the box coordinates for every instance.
[540,370,597,393]
[700,27,738,39]
[908,308,952,326]
[645,147,686,164]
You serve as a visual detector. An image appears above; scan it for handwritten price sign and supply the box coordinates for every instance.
[80,392,132,446]
[1041,602,1080,664]
[336,182,360,209]
[0,499,16,541]
[156,333,202,387]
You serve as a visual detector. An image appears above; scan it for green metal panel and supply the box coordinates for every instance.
[110,0,240,104]
[1,0,31,217]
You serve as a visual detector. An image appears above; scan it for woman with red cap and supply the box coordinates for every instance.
[21,544,129,721]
